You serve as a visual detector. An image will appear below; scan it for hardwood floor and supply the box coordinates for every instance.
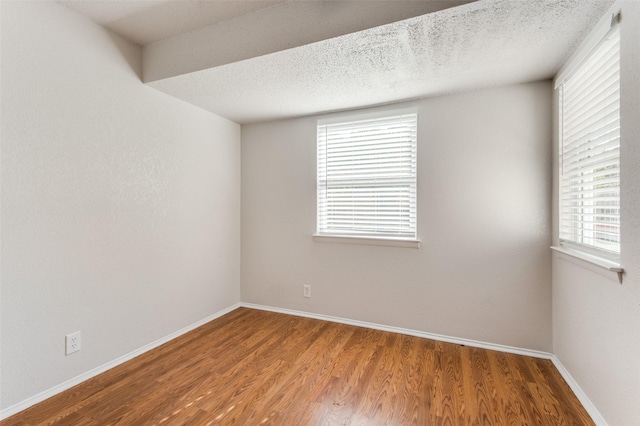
[1,308,594,425]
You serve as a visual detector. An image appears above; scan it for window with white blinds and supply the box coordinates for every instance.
[317,112,417,240]
[559,23,620,257]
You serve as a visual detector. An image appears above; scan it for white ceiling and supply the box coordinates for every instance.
[59,1,283,45]
[60,0,614,124]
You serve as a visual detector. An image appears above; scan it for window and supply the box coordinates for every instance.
[558,22,620,258]
[316,111,417,241]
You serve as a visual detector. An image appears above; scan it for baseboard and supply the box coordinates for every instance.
[550,356,608,426]
[0,302,242,421]
[240,302,553,360]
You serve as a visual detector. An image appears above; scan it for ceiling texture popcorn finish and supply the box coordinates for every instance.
[61,0,613,124]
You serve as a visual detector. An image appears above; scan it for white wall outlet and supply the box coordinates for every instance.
[66,331,81,355]
[303,285,311,298]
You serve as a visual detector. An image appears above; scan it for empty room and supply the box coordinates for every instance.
[1,0,638,425]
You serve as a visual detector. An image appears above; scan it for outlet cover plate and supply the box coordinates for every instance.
[66,331,81,355]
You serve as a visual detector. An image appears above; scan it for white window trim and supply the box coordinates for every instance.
[551,245,623,284]
[313,234,420,249]
[552,1,623,282]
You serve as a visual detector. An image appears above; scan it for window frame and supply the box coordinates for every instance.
[552,3,623,280]
[558,22,621,261]
[314,108,419,248]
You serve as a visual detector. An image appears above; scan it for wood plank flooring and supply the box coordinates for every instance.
[1,308,594,425]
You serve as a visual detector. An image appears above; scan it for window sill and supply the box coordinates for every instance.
[313,235,420,249]
[551,245,623,283]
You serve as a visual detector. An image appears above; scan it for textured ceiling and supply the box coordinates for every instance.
[147,0,613,123]
[61,0,614,124]
[59,0,473,47]
[141,1,475,82]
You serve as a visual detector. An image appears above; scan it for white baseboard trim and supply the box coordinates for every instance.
[240,302,553,360]
[550,356,607,426]
[0,303,242,421]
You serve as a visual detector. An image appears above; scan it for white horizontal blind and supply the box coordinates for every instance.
[559,24,620,256]
[317,112,417,239]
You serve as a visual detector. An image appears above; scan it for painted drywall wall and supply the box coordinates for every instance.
[242,82,552,351]
[0,1,240,410]
[552,2,640,424]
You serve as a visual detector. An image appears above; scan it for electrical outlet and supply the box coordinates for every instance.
[66,331,81,355]
[303,285,311,298]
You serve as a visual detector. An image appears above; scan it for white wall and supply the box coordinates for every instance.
[0,1,240,410]
[552,2,640,424]
[242,81,553,351]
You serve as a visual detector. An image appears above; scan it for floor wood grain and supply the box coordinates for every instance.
[1,308,594,425]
